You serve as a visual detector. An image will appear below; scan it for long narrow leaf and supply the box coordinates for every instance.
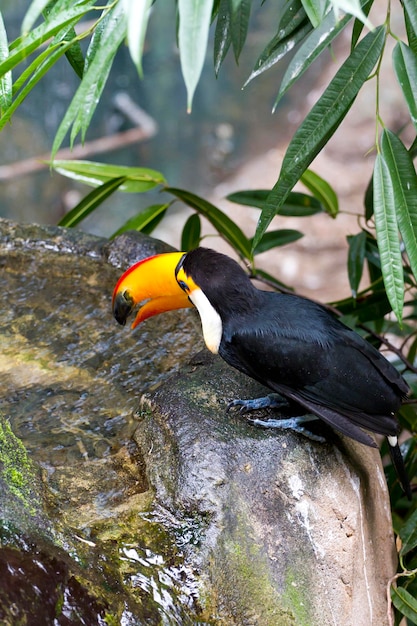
[350,0,374,49]
[347,231,367,297]
[253,25,385,249]
[393,41,417,132]
[227,189,323,215]
[50,160,166,192]
[380,129,417,284]
[229,0,251,62]
[275,8,351,107]
[330,0,373,30]
[403,0,417,37]
[302,0,328,28]
[52,3,127,157]
[21,0,51,34]
[300,169,338,217]
[41,2,85,78]
[0,39,76,130]
[399,507,417,557]
[391,586,417,623]
[214,0,232,74]
[252,229,303,255]
[181,213,202,250]
[373,152,404,322]
[123,0,152,78]
[58,177,127,228]
[166,186,252,260]
[404,5,417,55]
[0,12,11,112]
[0,1,95,78]
[111,203,170,238]
[178,0,214,112]
[246,2,311,85]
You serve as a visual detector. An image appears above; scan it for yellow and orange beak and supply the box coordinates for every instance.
[112,252,193,329]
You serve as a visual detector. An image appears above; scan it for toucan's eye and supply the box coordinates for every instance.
[178,280,189,293]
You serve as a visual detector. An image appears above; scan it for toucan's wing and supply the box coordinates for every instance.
[220,301,405,442]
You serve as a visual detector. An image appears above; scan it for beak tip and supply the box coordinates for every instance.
[113,291,134,327]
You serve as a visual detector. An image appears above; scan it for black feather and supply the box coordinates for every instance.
[183,248,411,496]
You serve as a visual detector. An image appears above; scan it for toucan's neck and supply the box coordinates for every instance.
[182,248,258,322]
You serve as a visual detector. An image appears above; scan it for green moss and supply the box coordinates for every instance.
[0,418,38,516]
[213,506,296,626]
[283,569,312,626]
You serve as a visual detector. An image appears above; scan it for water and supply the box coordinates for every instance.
[0,220,209,624]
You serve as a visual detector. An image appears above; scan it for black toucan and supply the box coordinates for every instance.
[113,247,411,498]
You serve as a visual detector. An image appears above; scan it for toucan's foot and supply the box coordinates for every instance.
[227,393,289,414]
[248,414,326,443]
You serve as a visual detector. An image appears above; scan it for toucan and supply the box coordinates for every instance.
[113,246,412,498]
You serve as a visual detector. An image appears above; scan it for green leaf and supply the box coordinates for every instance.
[350,0,374,49]
[111,203,170,238]
[330,0,373,30]
[229,0,251,61]
[252,267,294,292]
[246,20,312,85]
[403,0,417,39]
[380,130,417,285]
[347,231,367,297]
[274,0,307,39]
[399,507,417,557]
[252,229,304,255]
[178,0,214,112]
[0,12,12,112]
[63,32,85,79]
[275,8,351,107]
[405,3,417,55]
[21,0,51,34]
[58,177,127,228]
[335,289,391,322]
[50,160,166,192]
[391,586,417,624]
[41,2,85,79]
[393,42,417,132]
[0,1,95,77]
[0,38,77,130]
[253,25,385,249]
[51,3,127,158]
[227,189,323,215]
[123,0,153,78]
[181,213,202,250]
[300,169,338,217]
[302,0,328,28]
[213,0,232,75]
[373,151,404,323]
[166,187,252,260]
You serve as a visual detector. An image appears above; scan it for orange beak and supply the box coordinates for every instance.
[112,252,193,329]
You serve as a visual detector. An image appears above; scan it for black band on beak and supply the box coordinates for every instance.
[113,291,134,326]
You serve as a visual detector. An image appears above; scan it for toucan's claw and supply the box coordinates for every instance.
[248,415,326,443]
[227,393,289,414]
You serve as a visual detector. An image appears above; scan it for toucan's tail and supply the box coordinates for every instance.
[387,436,412,500]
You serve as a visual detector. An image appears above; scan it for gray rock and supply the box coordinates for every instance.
[0,218,397,625]
[135,352,397,626]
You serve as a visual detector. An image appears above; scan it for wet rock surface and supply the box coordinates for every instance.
[0,218,396,625]
[0,219,205,625]
[137,352,397,626]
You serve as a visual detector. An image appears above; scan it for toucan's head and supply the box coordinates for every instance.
[112,251,191,328]
[112,247,254,352]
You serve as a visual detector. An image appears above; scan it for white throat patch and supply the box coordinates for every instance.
[189,288,222,354]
